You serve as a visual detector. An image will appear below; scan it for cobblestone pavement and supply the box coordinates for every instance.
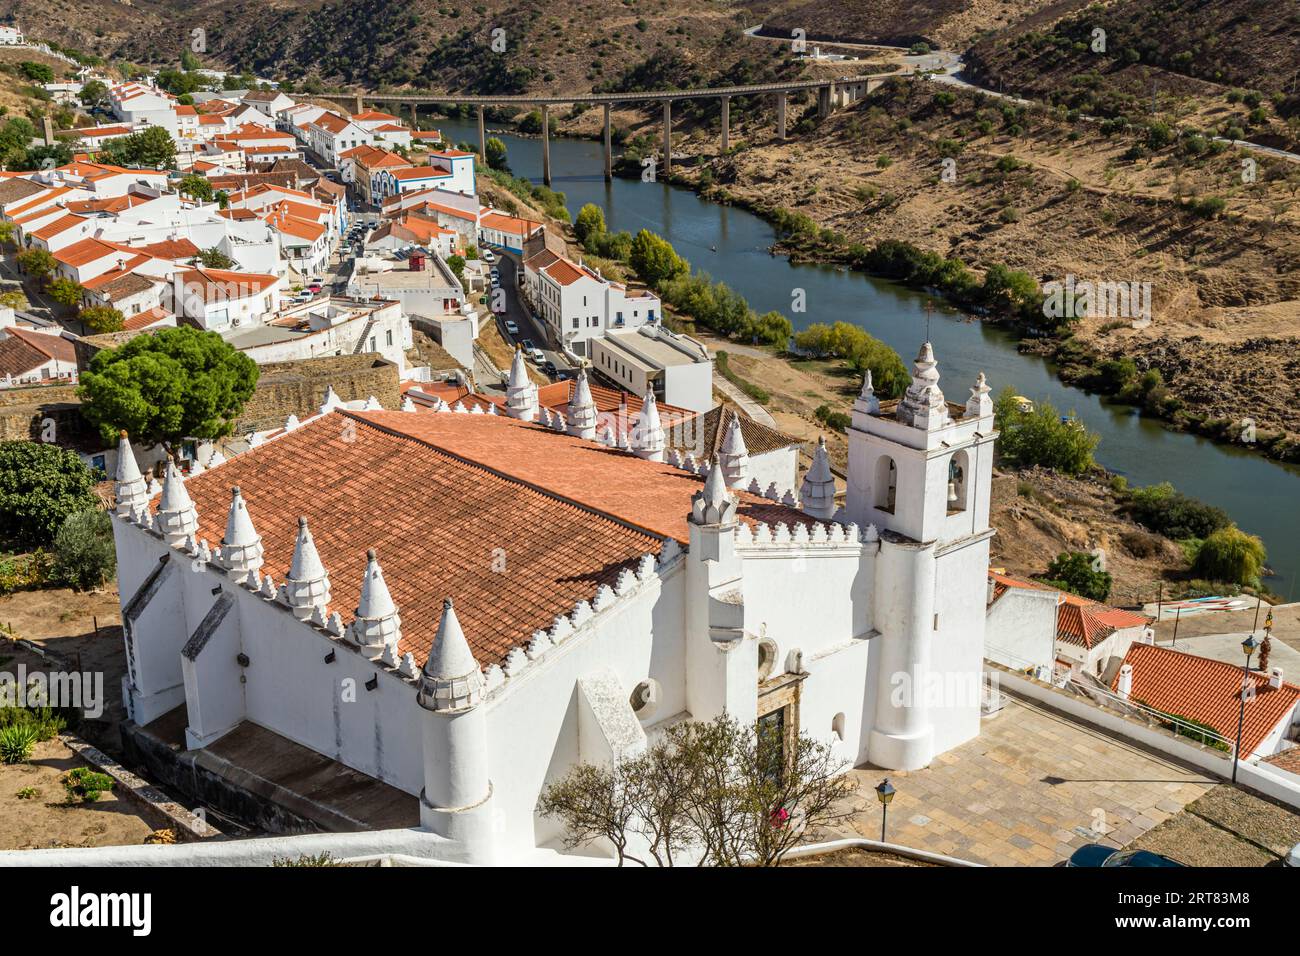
[825,698,1217,866]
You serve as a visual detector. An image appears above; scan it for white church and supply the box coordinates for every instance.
[110,342,998,864]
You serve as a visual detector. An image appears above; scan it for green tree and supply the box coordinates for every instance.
[101,126,176,169]
[575,203,607,252]
[15,247,56,282]
[178,174,214,202]
[1194,526,1267,586]
[484,136,508,171]
[994,387,1098,476]
[193,247,235,269]
[0,441,100,548]
[53,507,116,591]
[78,327,259,450]
[629,229,688,287]
[78,79,108,110]
[79,305,125,334]
[46,277,83,310]
[751,311,793,348]
[1041,551,1112,602]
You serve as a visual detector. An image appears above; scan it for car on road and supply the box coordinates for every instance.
[1065,845,1185,867]
[503,319,519,337]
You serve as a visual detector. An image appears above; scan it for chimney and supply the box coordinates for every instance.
[1116,663,1133,701]
[1269,667,1284,690]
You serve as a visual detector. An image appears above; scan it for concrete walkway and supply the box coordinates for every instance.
[711,372,777,427]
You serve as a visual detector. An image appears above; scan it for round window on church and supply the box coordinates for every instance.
[757,638,779,682]
[629,679,661,722]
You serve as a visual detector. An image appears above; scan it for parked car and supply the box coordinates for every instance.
[1066,845,1185,867]
[503,319,519,337]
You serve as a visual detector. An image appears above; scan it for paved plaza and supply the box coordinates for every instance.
[824,698,1218,865]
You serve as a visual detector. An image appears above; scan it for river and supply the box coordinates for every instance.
[437,117,1300,596]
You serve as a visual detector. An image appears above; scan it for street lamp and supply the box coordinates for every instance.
[1233,634,1261,784]
[875,778,896,843]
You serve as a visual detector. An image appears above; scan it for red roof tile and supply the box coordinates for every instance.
[989,571,1151,648]
[173,410,810,667]
[1113,643,1300,758]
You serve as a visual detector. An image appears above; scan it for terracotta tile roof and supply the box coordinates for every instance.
[675,406,801,459]
[176,267,279,298]
[2,328,76,366]
[174,410,813,666]
[541,258,588,286]
[1112,643,1300,758]
[1262,747,1300,776]
[30,213,89,241]
[137,238,201,260]
[481,211,543,236]
[387,165,449,182]
[53,237,125,268]
[92,271,158,303]
[0,178,47,206]
[989,571,1151,649]
[121,306,173,331]
[174,412,657,667]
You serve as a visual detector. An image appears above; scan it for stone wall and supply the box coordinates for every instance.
[0,382,94,445]
[235,354,401,432]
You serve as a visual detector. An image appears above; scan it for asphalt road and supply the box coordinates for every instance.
[487,252,575,377]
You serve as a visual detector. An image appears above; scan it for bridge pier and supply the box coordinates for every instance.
[776,91,786,140]
[477,104,487,163]
[603,104,612,182]
[720,95,730,153]
[662,100,672,176]
[541,105,551,186]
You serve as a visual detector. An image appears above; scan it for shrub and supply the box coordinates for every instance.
[0,442,101,548]
[0,724,37,764]
[53,508,116,591]
[63,767,114,802]
[1041,551,1112,601]
[1194,526,1267,586]
[1127,482,1230,540]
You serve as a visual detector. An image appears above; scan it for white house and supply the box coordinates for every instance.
[0,326,77,385]
[109,342,999,864]
[531,255,662,359]
[984,570,1153,680]
[305,111,374,166]
[170,266,283,331]
[590,324,708,411]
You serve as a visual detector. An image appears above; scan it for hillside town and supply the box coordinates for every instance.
[0,12,1295,895]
